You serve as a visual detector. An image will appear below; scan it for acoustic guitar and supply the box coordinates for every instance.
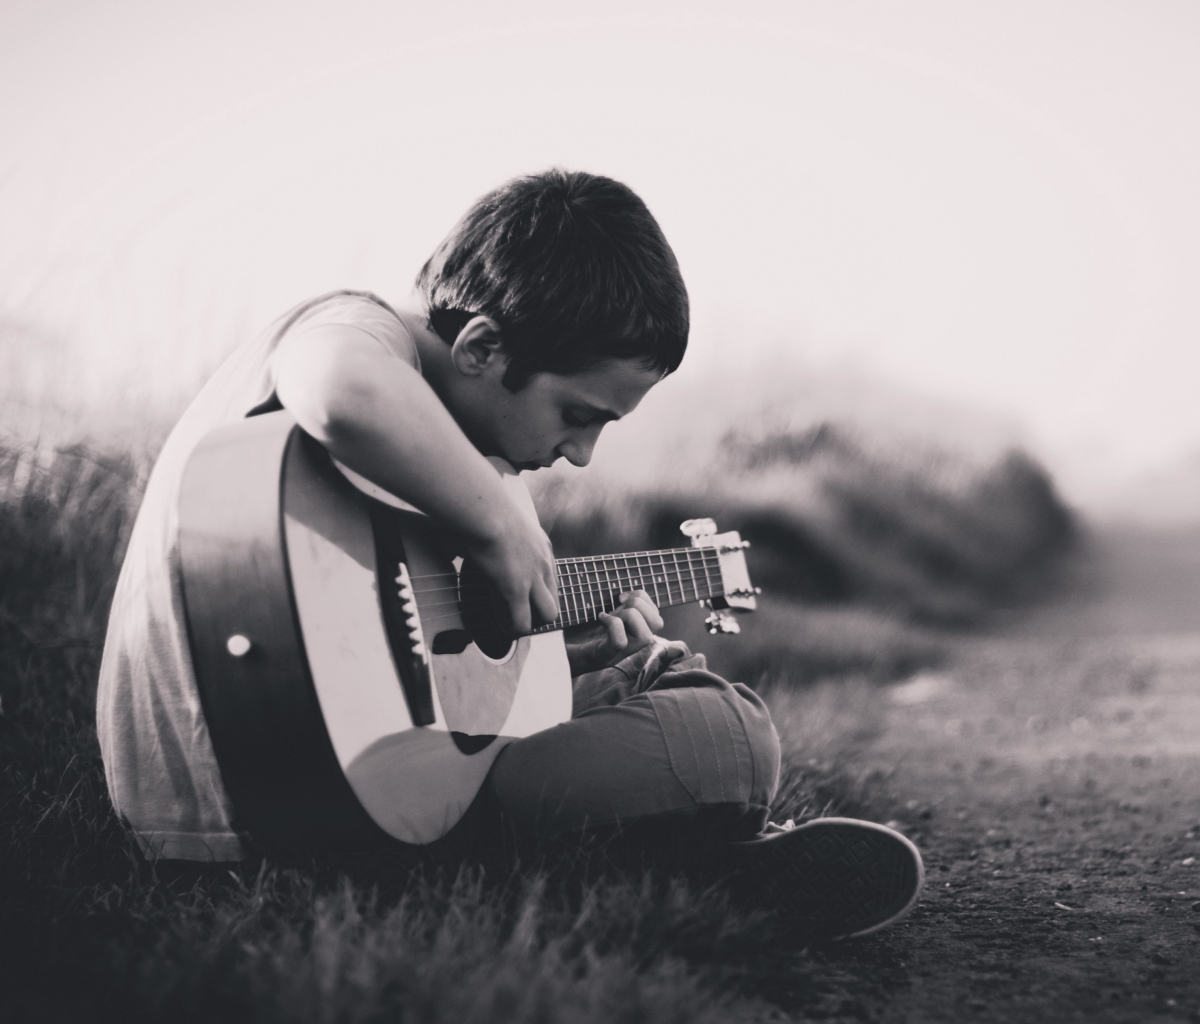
[178,410,757,856]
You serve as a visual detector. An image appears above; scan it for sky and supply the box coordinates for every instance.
[2,0,1199,519]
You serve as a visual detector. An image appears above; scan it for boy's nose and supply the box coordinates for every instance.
[557,436,597,467]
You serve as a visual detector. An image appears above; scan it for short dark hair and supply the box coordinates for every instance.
[415,169,689,389]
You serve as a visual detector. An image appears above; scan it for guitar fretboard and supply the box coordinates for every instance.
[532,546,725,632]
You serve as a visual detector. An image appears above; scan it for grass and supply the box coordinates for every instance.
[0,433,913,1024]
[0,409,1080,1022]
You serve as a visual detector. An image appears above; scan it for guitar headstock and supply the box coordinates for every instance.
[680,519,760,634]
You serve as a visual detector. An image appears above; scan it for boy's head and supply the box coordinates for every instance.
[415,170,689,470]
[416,169,689,390]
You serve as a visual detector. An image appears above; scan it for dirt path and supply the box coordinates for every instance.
[819,530,1200,1023]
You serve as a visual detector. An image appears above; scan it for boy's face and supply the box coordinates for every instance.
[454,356,662,471]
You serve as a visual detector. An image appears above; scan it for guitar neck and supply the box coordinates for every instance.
[532,546,725,632]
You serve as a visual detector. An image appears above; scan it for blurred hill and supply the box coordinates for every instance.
[534,358,1080,622]
[540,421,1078,626]
[531,358,1083,682]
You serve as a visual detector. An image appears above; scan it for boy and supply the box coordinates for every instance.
[97,170,923,940]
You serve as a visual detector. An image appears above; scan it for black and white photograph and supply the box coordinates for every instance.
[2,2,1200,1021]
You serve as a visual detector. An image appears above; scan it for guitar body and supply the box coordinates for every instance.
[178,411,571,855]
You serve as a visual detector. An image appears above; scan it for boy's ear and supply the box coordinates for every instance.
[449,316,507,377]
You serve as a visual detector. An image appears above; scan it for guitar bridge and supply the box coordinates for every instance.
[370,505,437,726]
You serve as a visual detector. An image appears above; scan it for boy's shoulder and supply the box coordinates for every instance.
[274,291,418,367]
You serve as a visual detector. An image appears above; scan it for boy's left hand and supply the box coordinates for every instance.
[566,590,664,676]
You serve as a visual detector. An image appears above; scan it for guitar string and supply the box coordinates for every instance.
[398,565,725,610]
[409,564,724,609]
[404,555,723,599]
[406,563,729,620]
[398,545,727,583]
[409,584,728,617]
[409,582,721,604]
[407,579,729,632]
[411,589,726,634]
[403,552,723,593]
[388,549,729,635]
[408,575,724,608]
[409,576,728,615]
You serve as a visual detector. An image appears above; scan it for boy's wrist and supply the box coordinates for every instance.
[460,485,519,547]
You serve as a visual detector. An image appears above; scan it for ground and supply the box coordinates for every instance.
[809,527,1200,1023]
[4,479,1199,1022]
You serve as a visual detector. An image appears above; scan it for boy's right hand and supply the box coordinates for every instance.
[464,502,559,634]
[273,325,559,633]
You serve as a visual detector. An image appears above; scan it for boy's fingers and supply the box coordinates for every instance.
[530,578,559,628]
[506,596,532,635]
[613,608,655,642]
[599,612,627,651]
[618,591,663,633]
[541,557,558,601]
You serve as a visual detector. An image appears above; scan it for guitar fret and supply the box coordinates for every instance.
[671,549,687,604]
[676,551,690,603]
[547,546,728,631]
[655,552,671,606]
[577,559,589,622]
[576,558,589,622]
[650,552,664,604]
[586,556,602,618]
[566,561,582,626]
[646,552,663,607]
[596,557,609,613]
[698,550,711,599]
[696,548,716,600]
[601,555,618,612]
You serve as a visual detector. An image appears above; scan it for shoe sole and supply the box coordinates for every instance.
[728,817,925,940]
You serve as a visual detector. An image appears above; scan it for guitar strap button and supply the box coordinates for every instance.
[226,634,253,657]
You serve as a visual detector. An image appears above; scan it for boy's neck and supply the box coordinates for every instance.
[394,303,457,398]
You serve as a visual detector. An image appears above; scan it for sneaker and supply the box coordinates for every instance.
[725,817,925,941]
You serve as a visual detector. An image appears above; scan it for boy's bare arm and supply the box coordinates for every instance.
[271,326,559,633]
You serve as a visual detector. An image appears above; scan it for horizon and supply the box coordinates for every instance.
[2,0,1199,523]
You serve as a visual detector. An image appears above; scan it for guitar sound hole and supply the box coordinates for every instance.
[457,560,517,659]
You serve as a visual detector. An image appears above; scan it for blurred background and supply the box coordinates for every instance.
[3,0,1200,681]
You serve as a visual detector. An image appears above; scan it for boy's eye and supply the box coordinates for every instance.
[563,409,591,428]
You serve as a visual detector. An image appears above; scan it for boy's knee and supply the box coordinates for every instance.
[729,681,782,797]
[646,669,781,810]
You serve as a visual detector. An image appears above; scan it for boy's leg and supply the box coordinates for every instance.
[462,647,925,941]
[484,663,781,844]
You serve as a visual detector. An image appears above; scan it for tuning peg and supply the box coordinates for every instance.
[680,518,718,540]
[704,608,741,635]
